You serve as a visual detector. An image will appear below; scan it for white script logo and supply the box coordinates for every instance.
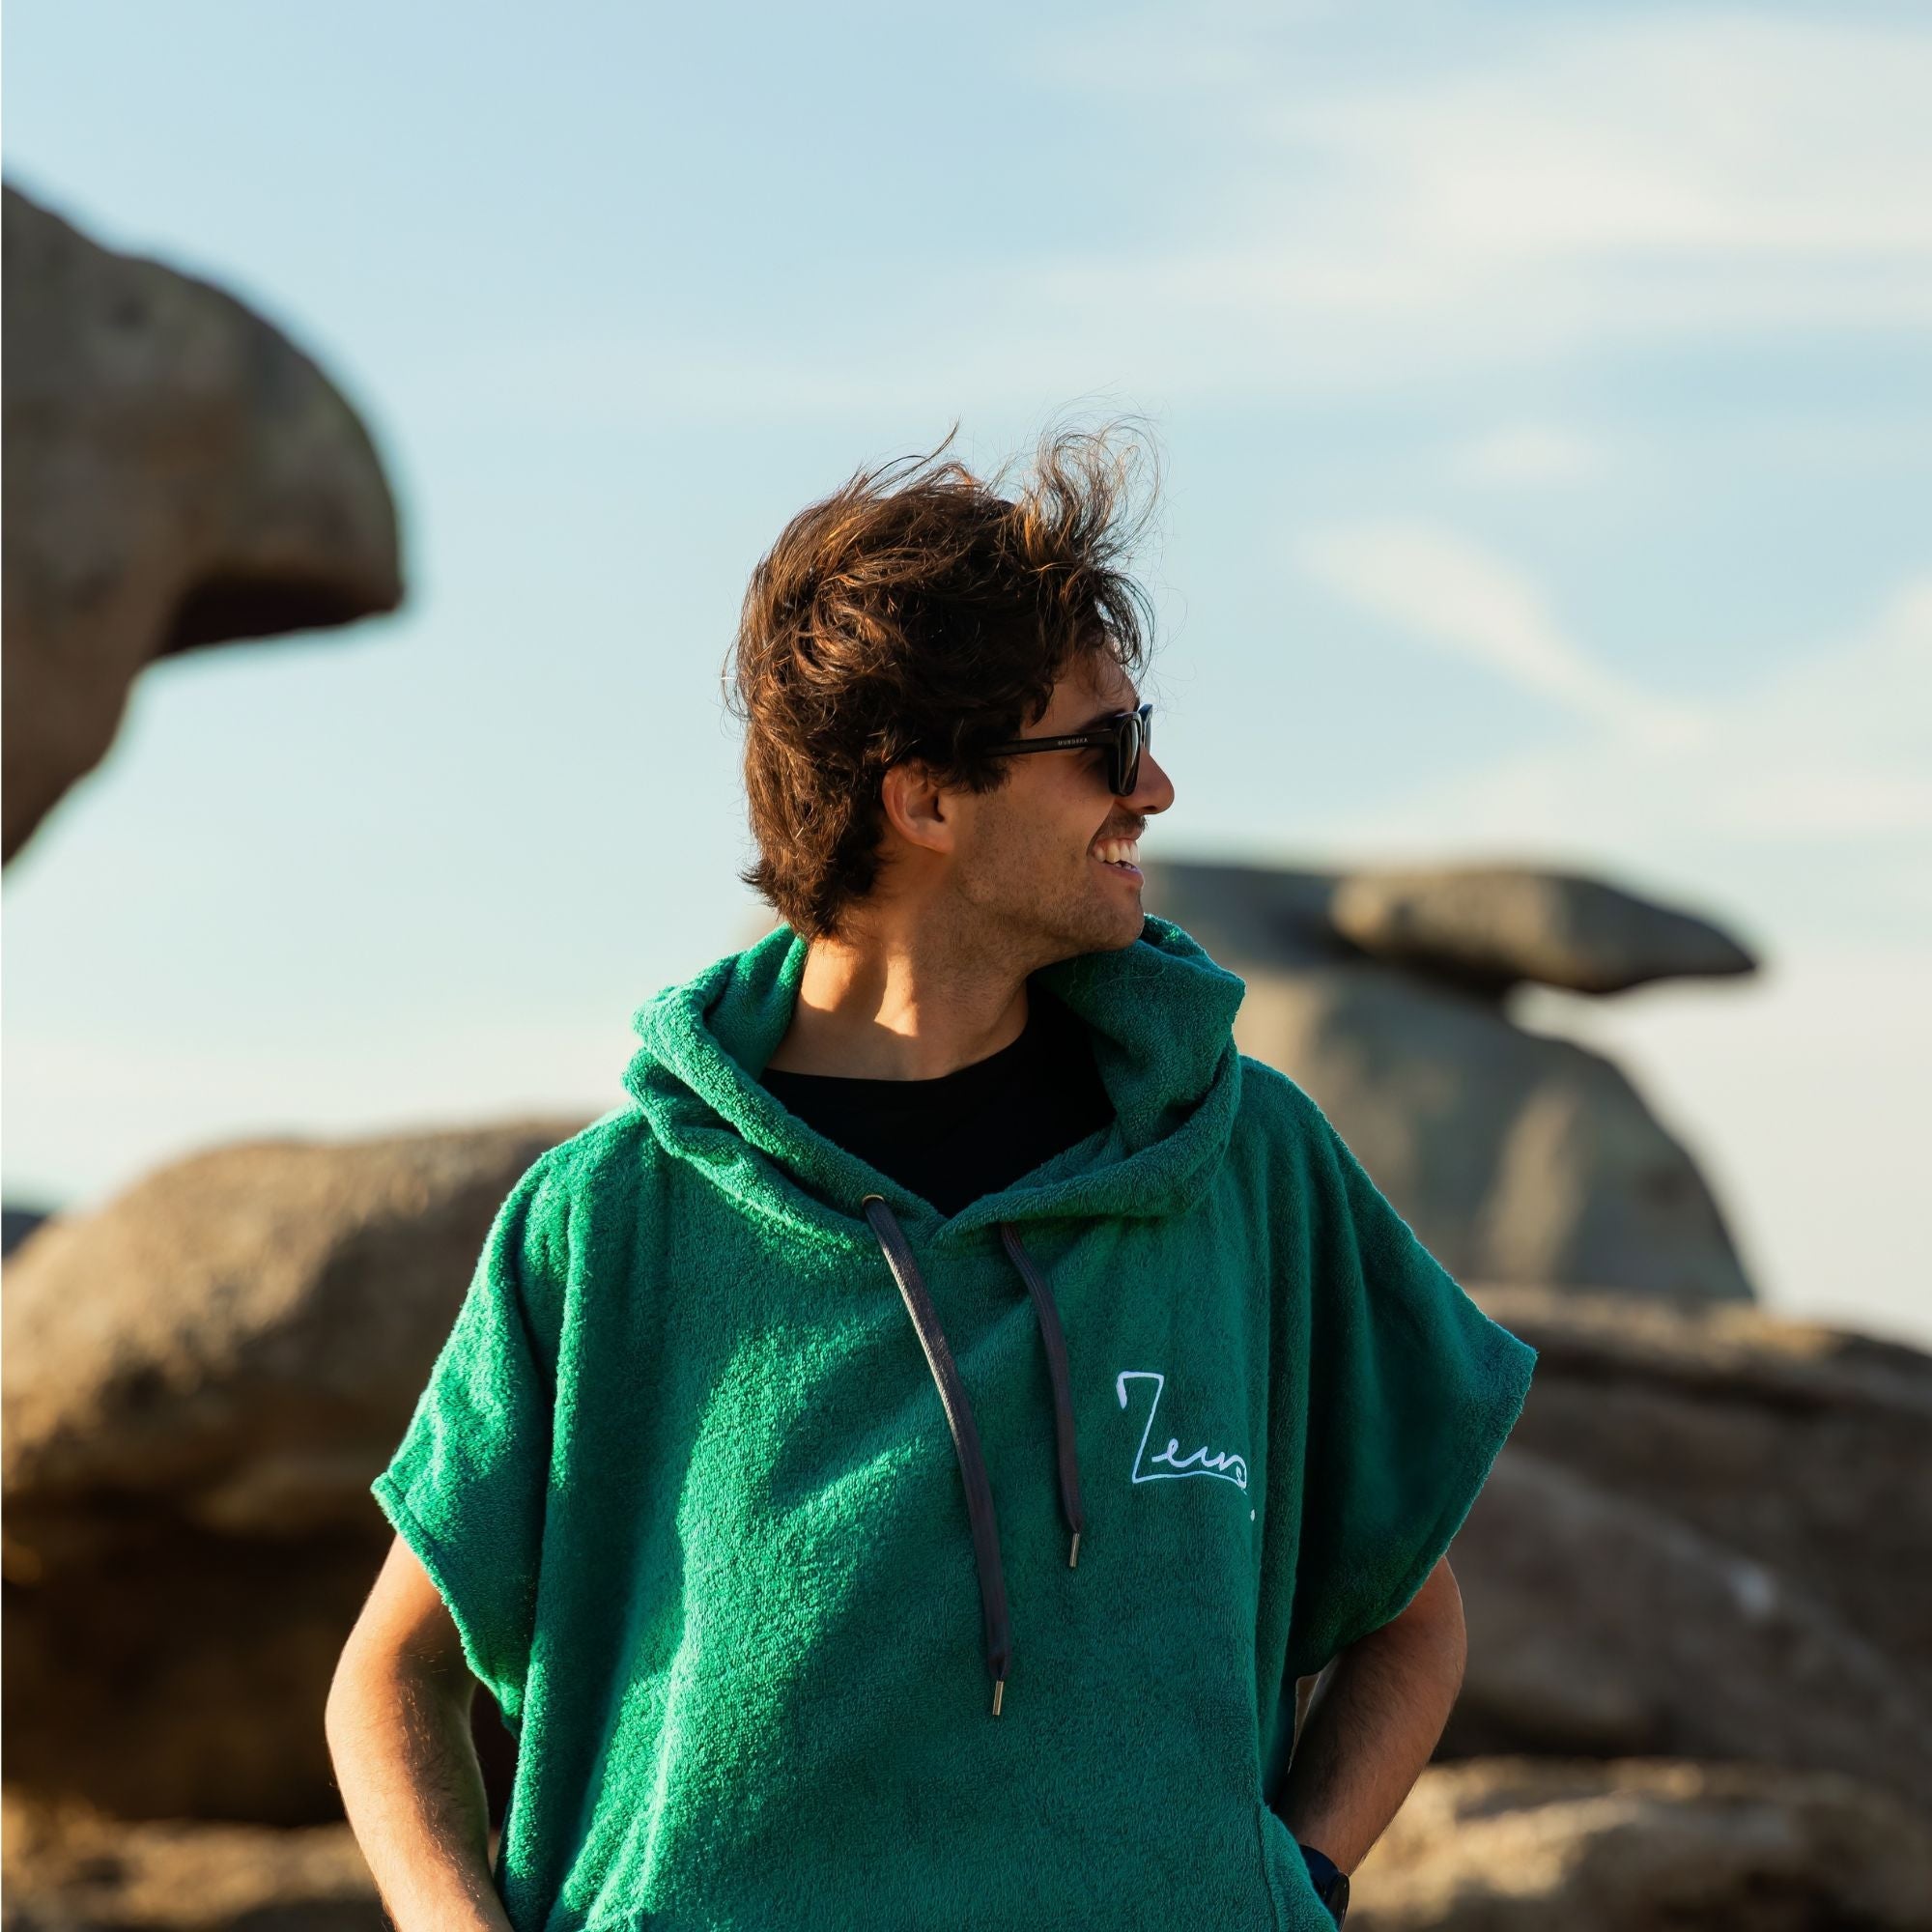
[1115,1370,1249,1491]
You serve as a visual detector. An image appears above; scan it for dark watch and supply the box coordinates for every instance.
[1297,1842,1350,1927]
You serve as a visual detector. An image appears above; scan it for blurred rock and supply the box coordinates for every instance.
[1468,1284,1932,1689]
[1428,1287,1932,1816]
[1,1791,386,1932]
[3,1121,585,1545]
[1346,1756,1932,1932]
[1446,1448,1932,1813]
[1,183,403,866]
[2,1119,583,1822]
[4,1523,428,1827]
[1146,858,1755,1301]
[1328,865,1756,995]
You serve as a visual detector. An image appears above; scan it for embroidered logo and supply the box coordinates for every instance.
[1115,1370,1249,1491]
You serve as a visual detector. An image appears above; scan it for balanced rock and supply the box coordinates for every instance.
[1145,858,1755,1301]
[1328,865,1756,995]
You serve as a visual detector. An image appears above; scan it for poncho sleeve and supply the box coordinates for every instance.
[370,1151,562,1733]
[1281,1099,1538,1684]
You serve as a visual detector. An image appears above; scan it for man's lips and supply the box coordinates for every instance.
[1092,834,1143,879]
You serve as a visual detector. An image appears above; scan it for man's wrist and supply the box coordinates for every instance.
[1297,1841,1350,1927]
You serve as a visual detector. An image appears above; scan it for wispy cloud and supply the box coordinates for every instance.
[1274,17,1932,263]
[1030,14,1932,385]
[423,12,1932,424]
[1293,519,1700,748]
[1295,553,1932,933]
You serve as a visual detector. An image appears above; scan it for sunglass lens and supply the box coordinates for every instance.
[1116,712,1143,795]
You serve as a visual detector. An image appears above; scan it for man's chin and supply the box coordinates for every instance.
[1053,894,1147,960]
[980,877,1148,970]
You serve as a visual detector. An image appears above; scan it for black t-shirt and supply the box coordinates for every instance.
[758,985,1114,1218]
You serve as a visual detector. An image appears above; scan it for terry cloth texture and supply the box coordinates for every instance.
[371,916,1539,1932]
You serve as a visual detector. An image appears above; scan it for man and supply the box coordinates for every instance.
[327,427,1537,1932]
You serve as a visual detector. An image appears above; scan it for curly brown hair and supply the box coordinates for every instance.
[724,421,1159,939]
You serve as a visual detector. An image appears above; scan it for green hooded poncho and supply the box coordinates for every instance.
[372,916,1537,1932]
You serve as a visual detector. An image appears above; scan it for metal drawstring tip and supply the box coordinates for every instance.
[992,1676,1005,1717]
[1068,1531,1081,1569]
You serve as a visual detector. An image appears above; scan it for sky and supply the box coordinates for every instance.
[4,0,1928,1345]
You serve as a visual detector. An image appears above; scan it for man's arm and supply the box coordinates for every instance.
[1270,1552,1467,1875]
[326,1533,514,1932]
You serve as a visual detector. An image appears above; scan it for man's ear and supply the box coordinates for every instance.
[879,761,955,857]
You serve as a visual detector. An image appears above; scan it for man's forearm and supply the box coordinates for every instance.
[1270,1592,1466,1873]
[326,1650,512,1932]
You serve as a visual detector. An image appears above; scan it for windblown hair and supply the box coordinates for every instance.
[724,421,1159,938]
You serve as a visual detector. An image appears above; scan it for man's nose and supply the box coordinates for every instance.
[1124,750,1176,814]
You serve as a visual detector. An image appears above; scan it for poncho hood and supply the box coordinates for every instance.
[620,914,1248,1243]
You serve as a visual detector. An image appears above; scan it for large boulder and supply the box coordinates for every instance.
[2,1119,585,1822]
[1,183,403,865]
[1435,1287,1932,1813]
[1446,1448,1932,1812]
[1348,1756,1932,1931]
[1145,859,1756,1301]
[3,1121,586,1545]
[1467,1284,1932,1687]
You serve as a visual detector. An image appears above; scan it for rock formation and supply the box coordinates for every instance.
[3,1121,587,1822]
[1144,859,1758,1302]
[1,184,403,865]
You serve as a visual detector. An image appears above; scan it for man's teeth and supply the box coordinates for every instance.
[1094,838,1142,867]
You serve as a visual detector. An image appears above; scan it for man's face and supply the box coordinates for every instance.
[942,651,1177,966]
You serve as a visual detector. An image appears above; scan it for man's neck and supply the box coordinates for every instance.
[763,926,1033,1081]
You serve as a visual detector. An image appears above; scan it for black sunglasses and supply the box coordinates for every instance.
[983,703,1153,797]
